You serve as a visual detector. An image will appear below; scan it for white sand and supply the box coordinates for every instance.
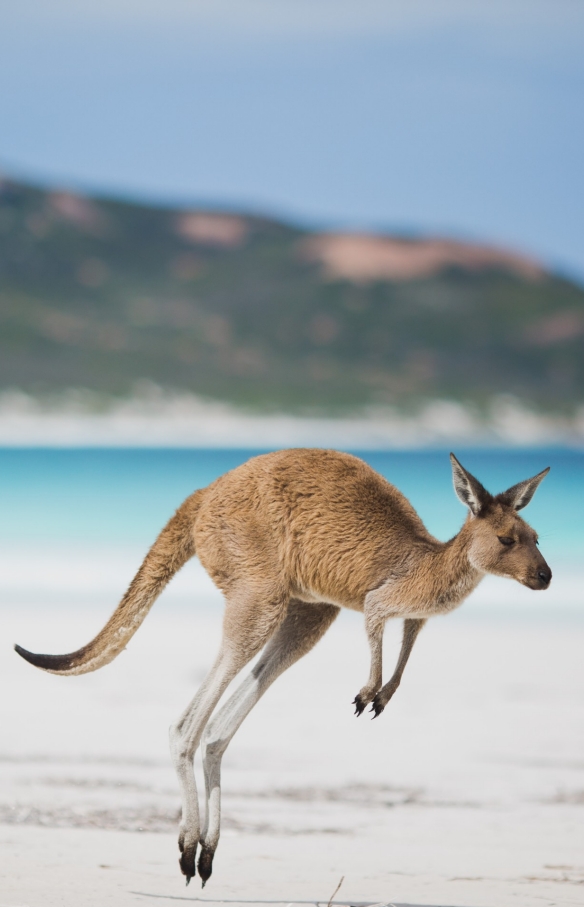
[1,578,583,906]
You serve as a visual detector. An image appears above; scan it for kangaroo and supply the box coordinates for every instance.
[15,450,551,886]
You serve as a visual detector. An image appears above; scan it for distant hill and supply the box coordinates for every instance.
[0,177,583,414]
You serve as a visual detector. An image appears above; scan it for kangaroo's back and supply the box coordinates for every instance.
[194,449,434,608]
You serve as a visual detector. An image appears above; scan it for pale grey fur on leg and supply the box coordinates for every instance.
[169,646,244,883]
[198,601,339,883]
[169,587,289,884]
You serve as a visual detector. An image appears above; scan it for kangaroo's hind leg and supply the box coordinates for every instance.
[169,584,288,884]
[198,600,340,885]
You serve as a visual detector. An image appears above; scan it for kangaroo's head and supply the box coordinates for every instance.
[450,453,551,590]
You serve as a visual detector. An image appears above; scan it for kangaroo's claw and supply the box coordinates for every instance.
[179,840,197,883]
[198,846,214,886]
[370,695,385,718]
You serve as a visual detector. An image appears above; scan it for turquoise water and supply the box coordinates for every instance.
[0,447,581,564]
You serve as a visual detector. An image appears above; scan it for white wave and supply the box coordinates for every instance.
[0,388,582,448]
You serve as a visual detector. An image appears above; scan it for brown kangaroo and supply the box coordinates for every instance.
[15,449,551,885]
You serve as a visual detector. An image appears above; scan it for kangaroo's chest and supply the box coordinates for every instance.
[366,568,483,619]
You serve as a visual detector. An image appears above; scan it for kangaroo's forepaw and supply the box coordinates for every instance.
[198,846,214,887]
[370,693,386,718]
[178,831,197,884]
[354,685,380,716]
[371,683,399,718]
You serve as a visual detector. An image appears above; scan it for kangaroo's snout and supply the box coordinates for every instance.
[533,550,552,590]
[522,562,552,590]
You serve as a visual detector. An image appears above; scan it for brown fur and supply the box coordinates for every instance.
[14,449,551,885]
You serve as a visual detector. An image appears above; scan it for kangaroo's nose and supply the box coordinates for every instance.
[538,569,551,587]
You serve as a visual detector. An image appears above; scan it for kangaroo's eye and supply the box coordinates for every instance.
[498,536,515,546]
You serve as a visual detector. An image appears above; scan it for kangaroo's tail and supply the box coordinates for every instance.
[14,489,205,676]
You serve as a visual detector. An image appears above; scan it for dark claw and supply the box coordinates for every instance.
[179,845,197,882]
[197,846,214,886]
[370,697,385,718]
[353,695,366,716]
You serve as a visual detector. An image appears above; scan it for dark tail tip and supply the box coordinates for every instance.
[14,643,37,663]
[14,643,74,672]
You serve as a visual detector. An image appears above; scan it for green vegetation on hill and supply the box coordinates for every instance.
[0,179,583,413]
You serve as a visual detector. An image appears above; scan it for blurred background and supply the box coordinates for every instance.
[1,3,583,899]
[0,0,583,443]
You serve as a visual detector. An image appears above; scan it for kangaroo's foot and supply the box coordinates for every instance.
[370,679,400,718]
[178,827,198,885]
[197,845,215,887]
[353,683,380,716]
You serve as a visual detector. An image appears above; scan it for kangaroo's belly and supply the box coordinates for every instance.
[293,585,365,613]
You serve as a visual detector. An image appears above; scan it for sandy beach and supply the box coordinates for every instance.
[1,571,583,907]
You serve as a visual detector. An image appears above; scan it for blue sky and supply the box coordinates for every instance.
[1,1,583,279]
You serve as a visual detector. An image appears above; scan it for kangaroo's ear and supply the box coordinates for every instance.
[497,467,550,511]
[449,453,491,516]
